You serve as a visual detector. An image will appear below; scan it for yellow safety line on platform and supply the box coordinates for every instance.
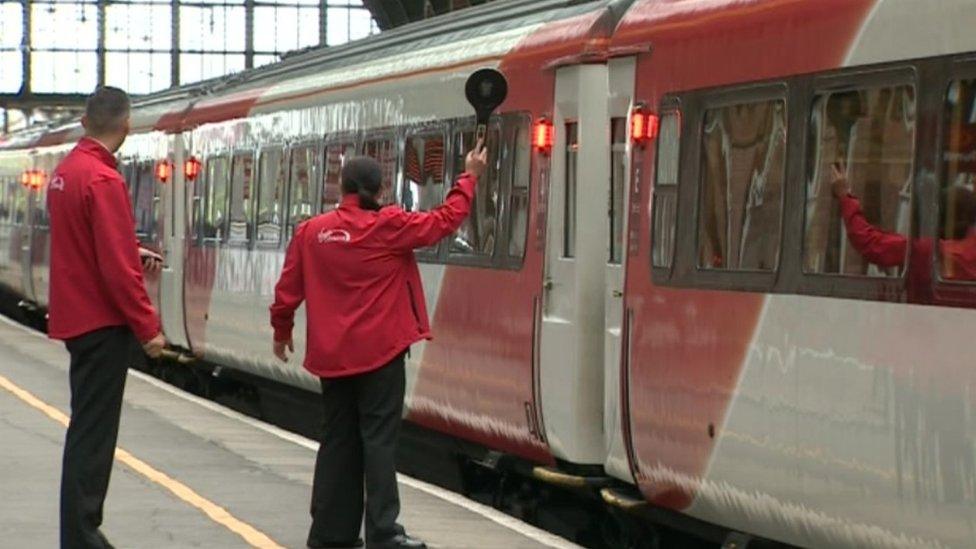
[0,374,284,549]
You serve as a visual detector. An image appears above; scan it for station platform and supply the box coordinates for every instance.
[0,316,579,549]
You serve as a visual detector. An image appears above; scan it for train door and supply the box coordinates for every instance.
[603,57,636,480]
[159,135,188,349]
[538,64,610,465]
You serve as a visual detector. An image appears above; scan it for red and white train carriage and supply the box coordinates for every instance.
[3,0,976,547]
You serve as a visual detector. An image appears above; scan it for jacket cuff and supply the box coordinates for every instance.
[134,322,161,345]
[273,326,293,343]
[838,194,862,221]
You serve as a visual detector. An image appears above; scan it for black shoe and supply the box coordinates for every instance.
[308,538,364,548]
[366,534,427,549]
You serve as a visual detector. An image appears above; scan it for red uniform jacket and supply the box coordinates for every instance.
[47,137,160,343]
[270,173,477,378]
[839,194,976,298]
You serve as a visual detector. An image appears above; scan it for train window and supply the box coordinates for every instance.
[803,84,915,277]
[228,152,255,244]
[938,79,976,282]
[652,111,681,269]
[288,144,319,235]
[699,99,786,271]
[610,118,628,264]
[323,142,355,212]
[364,137,397,205]
[255,147,286,246]
[0,179,8,224]
[508,119,531,260]
[133,162,156,240]
[564,122,579,258]
[401,130,447,257]
[450,122,501,258]
[12,182,26,224]
[203,155,230,240]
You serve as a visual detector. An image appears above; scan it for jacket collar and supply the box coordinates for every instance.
[339,193,361,209]
[77,137,118,169]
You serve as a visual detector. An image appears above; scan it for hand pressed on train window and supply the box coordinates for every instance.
[274,339,294,363]
[830,161,852,200]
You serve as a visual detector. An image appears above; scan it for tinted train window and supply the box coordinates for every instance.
[288,144,319,233]
[204,155,230,240]
[610,118,627,264]
[133,162,156,239]
[450,124,500,258]
[508,119,531,260]
[323,142,355,212]
[228,152,254,244]
[256,147,285,246]
[803,85,915,277]
[939,79,976,282]
[699,99,786,271]
[653,111,681,269]
[363,138,397,205]
[564,122,579,258]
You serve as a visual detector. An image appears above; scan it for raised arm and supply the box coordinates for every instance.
[88,175,162,344]
[386,142,487,252]
[831,163,908,268]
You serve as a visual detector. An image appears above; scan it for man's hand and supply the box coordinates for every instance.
[465,139,488,179]
[143,332,166,359]
[274,339,294,363]
[139,247,163,275]
[830,162,851,200]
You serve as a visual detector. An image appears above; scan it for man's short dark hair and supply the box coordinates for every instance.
[84,86,130,135]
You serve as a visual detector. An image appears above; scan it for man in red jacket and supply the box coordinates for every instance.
[831,163,976,288]
[47,86,165,549]
[271,143,487,549]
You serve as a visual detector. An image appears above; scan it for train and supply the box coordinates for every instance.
[3,0,976,547]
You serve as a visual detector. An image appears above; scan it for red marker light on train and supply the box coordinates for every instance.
[29,170,45,189]
[155,160,173,183]
[184,156,202,181]
[631,107,659,144]
[20,170,31,187]
[533,118,554,154]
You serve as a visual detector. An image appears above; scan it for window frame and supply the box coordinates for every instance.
[444,116,504,268]
[200,152,231,246]
[670,82,790,293]
[930,56,976,304]
[284,138,323,240]
[400,122,449,263]
[793,66,917,301]
[498,111,533,270]
[226,149,256,248]
[254,144,287,249]
[651,96,683,283]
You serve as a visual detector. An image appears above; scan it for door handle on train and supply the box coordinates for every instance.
[543,279,555,291]
[612,290,623,298]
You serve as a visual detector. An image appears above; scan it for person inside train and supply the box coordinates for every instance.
[269,141,488,549]
[831,161,976,282]
[47,86,167,549]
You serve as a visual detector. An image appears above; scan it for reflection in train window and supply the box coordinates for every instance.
[256,147,285,246]
[204,155,229,240]
[288,144,319,234]
[699,99,786,271]
[804,85,915,277]
[323,142,355,212]
[653,111,681,269]
[228,152,254,244]
[508,119,530,260]
[564,122,579,258]
[364,137,397,205]
[939,79,976,282]
[402,132,446,213]
[450,123,500,258]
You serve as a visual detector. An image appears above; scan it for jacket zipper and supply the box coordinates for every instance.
[406,281,422,330]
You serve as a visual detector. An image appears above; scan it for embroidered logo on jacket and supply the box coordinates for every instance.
[49,176,65,191]
[318,229,351,243]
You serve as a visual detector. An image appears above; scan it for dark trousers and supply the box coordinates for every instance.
[60,326,142,549]
[308,354,406,546]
